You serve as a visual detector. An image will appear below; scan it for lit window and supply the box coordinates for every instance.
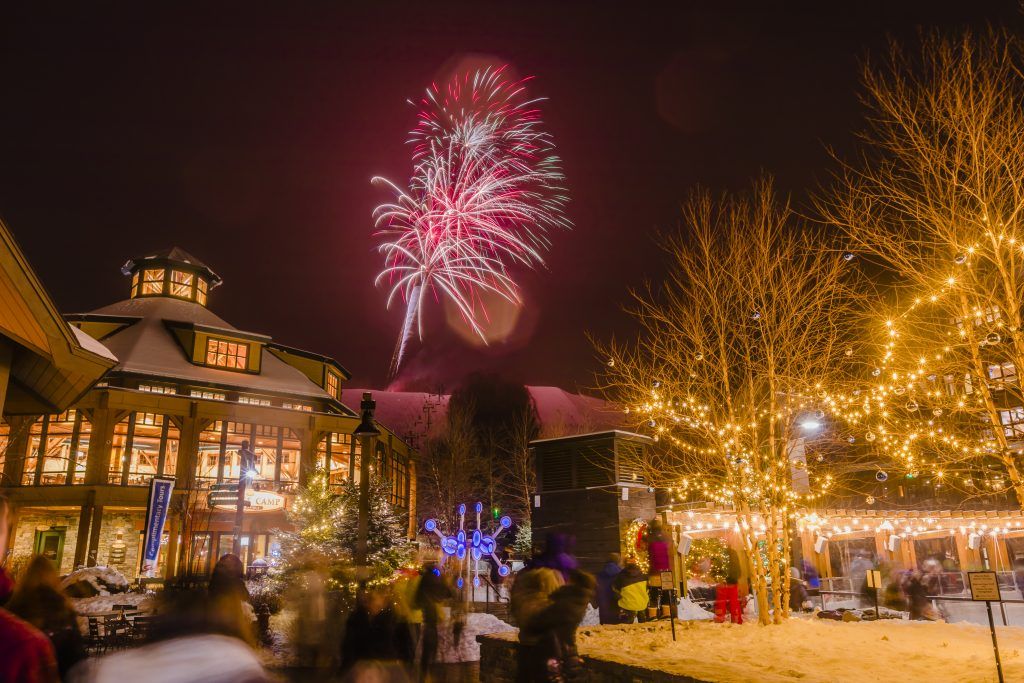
[999,407,1024,438]
[169,270,194,299]
[196,278,208,306]
[131,272,140,297]
[988,363,1017,386]
[140,268,165,295]
[239,396,271,406]
[190,389,226,401]
[205,338,249,370]
[283,402,313,412]
[326,371,341,399]
[139,384,176,394]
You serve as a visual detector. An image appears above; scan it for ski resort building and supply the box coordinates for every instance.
[0,246,414,579]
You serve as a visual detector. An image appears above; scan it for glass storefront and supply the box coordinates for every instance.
[20,412,92,486]
[109,412,181,485]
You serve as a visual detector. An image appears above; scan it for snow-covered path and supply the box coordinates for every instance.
[569,617,1024,682]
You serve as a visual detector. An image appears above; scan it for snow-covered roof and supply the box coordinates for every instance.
[340,385,622,439]
[77,296,335,401]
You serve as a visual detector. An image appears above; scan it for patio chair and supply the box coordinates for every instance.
[85,617,107,655]
[130,615,156,643]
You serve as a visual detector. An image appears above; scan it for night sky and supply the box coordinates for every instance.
[1,2,1020,393]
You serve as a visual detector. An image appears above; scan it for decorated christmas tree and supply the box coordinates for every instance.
[337,475,413,576]
[278,468,345,568]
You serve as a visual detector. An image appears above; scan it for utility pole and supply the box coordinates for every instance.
[232,440,255,558]
[354,392,380,567]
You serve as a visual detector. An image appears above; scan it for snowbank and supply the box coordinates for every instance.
[580,603,600,626]
[678,597,714,621]
[437,612,515,663]
[572,618,1024,682]
[71,593,153,615]
[61,566,130,596]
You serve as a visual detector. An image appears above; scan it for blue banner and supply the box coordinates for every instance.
[142,477,175,577]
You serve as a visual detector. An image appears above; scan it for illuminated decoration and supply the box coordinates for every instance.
[624,518,649,573]
[373,65,571,375]
[424,502,513,589]
[211,488,285,512]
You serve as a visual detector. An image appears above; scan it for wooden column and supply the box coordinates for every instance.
[73,490,96,568]
[298,417,320,486]
[1,415,32,487]
[85,395,116,486]
[0,342,10,420]
[86,504,104,567]
[174,409,203,489]
[164,509,180,580]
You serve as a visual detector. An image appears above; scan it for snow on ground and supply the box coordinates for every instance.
[437,612,516,663]
[580,603,600,626]
[562,617,1024,683]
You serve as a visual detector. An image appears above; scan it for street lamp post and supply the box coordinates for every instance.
[232,440,256,558]
[353,392,381,567]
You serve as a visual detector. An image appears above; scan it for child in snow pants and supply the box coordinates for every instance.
[714,583,742,624]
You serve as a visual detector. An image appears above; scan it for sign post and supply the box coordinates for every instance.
[969,571,1004,683]
[865,569,882,617]
[141,477,175,577]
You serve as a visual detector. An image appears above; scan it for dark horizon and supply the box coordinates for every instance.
[1,1,1020,394]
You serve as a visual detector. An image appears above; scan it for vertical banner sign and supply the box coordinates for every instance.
[141,477,175,577]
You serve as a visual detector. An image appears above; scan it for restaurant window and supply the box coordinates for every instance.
[188,532,212,576]
[205,338,248,370]
[196,421,223,487]
[139,383,176,394]
[197,421,302,490]
[108,412,180,485]
[326,371,341,400]
[190,389,226,401]
[196,278,208,306]
[391,452,408,507]
[283,402,313,412]
[317,432,353,490]
[169,270,194,300]
[22,412,84,486]
[827,537,877,580]
[239,396,271,406]
[140,268,165,296]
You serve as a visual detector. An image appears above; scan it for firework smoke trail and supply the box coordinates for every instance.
[374,65,571,376]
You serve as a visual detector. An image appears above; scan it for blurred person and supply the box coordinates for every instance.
[6,555,86,677]
[532,533,578,581]
[0,494,14,604]
[883,570,908,612]
[290,566,329,668]
[0,607,58,683]
[511,545,566,683]
[520,569,595,683]
[612,559,648,624]
[595,553,622,625]
[788,566,810,613]
[800,559,820,591]
[207,553,255,645]
[1013,556,1024,598]
[340,585,413,681]
[412,562,454,679]
[644,520,673,617]
[904,571,930,620]
[70,587,270,683]
[714,547,742,624]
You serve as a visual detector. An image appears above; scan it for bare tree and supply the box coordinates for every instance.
[416,400,485,529]
[819,28,1024,507]
[598,178,861,624]
[495,407,538,522]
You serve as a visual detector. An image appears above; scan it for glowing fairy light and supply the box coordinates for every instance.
[373,65,571,375]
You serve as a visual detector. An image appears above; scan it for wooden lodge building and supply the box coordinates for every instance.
[0,245,414,579]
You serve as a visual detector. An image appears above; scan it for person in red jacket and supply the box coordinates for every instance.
[0,609,59,683]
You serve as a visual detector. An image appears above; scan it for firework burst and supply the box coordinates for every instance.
[373,65,571,375]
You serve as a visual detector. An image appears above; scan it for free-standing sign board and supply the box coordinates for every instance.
[969,571,1002,602]
[968,571,1004,683]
